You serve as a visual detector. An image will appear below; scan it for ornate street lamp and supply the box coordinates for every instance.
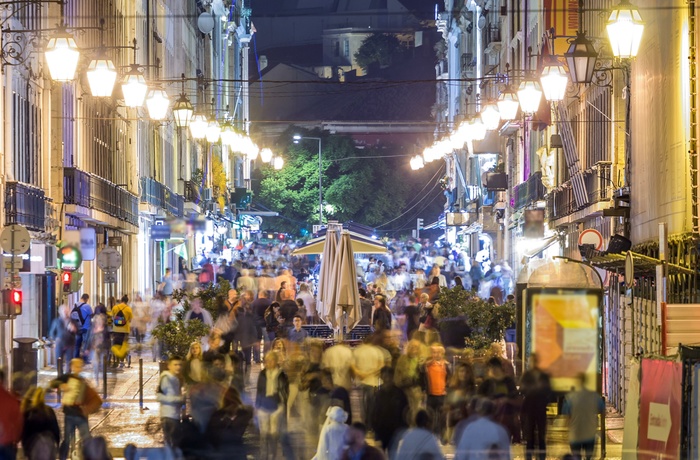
[517,78,543,114]
[260,148,273,163]
[121,65,148,107]
[172,78,194,128]
[497,86,520,121]
[565,31,598,84]
[449,123,470,150]
[539,60,569,102]
[467,117,487,141]
[273,156,284,170]
[606,0,645,59]
[205,119,221,143]
[86,51,117,97]
[480,102,501,131]
[145,88,170,120]
[44,27,80,82]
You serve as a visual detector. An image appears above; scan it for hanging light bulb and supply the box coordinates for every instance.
[273,156,284,170]
[86,51,117,97]
[189,113,208,139]
[121,65,148,108]
[480,102,501,131]
[606,0,645,59]
[540,60,569,102]
[45,28,80,82]
[517,79,543,114]
[145,88,170,120]
[497,87,520,121]
[260,148,274,163]
[206,119,221,143]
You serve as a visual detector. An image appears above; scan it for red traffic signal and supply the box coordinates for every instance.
[62,272,72,292]
[2,289,21,316]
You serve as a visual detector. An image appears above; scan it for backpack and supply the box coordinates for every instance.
[113,307,127,327]
[70,303,85,326]
[156,374,166,394]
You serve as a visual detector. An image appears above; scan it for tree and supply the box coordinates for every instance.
[253,131,411,234]
[355,33,406,71]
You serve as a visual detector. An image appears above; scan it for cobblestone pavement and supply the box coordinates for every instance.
[36,357,626,459]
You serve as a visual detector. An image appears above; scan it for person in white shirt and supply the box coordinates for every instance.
[392,409,444,460]
[296,283,317,324]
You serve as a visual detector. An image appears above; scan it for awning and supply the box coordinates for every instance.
[292,230,387,255]
[585,250,696,277]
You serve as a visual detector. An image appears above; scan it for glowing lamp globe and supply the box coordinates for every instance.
[205,120,221,143]
[145,88,170,120]
[260,147,273,163]
[540,61,569,102]
[517,79,543,114]
[121,66,148,108]
[45,30,80,82]
[86,56,117,97]
[497,87,520,120]
[273,156,284,170]
[480,102,501,131]
[606,0,644,59]
[172,94,194,128]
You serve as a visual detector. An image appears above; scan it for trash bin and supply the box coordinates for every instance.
[13,337,38,395]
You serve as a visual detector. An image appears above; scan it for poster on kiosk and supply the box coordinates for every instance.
[523,288,602,392]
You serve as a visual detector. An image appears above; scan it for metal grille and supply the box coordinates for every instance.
[556,103,588,208]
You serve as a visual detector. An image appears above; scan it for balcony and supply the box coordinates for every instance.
[64,167,139,227]
[184,180,201,203]
[512,172,545,210]
[140,177,184,218]
[5,181,52,232]
[546,163,613,221]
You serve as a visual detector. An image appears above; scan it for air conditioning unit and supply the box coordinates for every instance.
[201,188,212,201]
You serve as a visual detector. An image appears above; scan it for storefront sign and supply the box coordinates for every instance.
[80,227,96,261]
[151,223,171,240]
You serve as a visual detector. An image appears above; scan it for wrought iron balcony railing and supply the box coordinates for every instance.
[140,177,184,218]
[64,167,139,227]
[5,181,51,232]
[546,162,613,220]
[512,172,545,210]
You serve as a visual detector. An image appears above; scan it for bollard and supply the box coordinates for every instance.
[600,396,607,459]
[102,353,108,400]
[56,356,62,404]
[138,358,144,410]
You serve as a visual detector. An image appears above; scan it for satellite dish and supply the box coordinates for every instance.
[198,12,215,34]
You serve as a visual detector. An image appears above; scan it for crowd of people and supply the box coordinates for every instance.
[0,237,606,460]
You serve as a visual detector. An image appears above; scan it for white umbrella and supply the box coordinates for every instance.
[317,228,339,326]
[330,232,362,332]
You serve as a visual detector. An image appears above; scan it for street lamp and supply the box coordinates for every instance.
[145,88,170,120]
[121,64,148,108]
[497,86,520,121]
[540,59,569,102]
[565,31,599,84]
[606,0,645,59]
[172,77,194,128]
[273,156,284,170]
[189,113,208,139]
[44,27,80,82]
[517,78,543,114]
[293,134,323,226]
[480,101,501,131]
[86,51,117,97]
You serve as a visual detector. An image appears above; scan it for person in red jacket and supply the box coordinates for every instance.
[0,369,23,460]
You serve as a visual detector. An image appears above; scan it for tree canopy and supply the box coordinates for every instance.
[354,33,406,71]
[253,131,414,235]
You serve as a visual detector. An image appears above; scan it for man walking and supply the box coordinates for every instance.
[562,373,605,460]
[50,358,94,460]
[72,294,92,361]
[520,353,552,460]
[157,356,184,449]
[110,295,132,368]
[0,369,22,460]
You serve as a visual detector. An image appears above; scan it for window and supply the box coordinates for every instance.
[334,41,339,57]
[344,39,350,57]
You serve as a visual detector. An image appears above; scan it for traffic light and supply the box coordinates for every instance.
[1,289,22,316]
[62,272,72,293]
[417,218,424,230]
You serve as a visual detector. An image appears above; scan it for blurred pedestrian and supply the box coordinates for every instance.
[340,422,385,460]
[394,340,424,425]
[391,410,444,460]
[184,342,205,385]
[49,305,77,374]
[288,315,308,344]
[562,373,605,460]
[371,295,392,332]
[156,356,184,449]
[256,351,289,460]
[110,295,132,368]
[422,344,450,440]
[371,367,408,453]
[72,294,92,361]
[207,387,254,459]
[82,436,112,460]
[351,342,387,432]
[454,398,510,460]
[0,368,22,460]
[313,406,349,460]
[21,387,60,459]
[478,357,519,443]
[184,298,213,327]
[297,283,317,324]
[520,353,552,460]
[445,362,476,442]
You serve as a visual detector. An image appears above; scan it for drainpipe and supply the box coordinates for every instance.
[689,0,698,233]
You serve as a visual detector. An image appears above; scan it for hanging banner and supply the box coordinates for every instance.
[544,0,579,56]
[637,359,682,460]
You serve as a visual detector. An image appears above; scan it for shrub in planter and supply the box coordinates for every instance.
[151,310,210,360]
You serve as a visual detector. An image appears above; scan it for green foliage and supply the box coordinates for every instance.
[254,131,410,234]
[172,280,231,320]
[354,33,406,71]
[436,287,516,350]
[152,319,210,359]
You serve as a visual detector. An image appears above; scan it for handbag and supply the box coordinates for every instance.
[80,384,103,416]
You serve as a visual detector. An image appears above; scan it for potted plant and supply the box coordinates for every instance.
[151,310,210,364]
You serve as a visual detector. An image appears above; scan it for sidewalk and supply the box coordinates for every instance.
[37,359,627,459]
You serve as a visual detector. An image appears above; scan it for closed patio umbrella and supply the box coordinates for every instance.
[330,231,362,332]
[317,228,339,326]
